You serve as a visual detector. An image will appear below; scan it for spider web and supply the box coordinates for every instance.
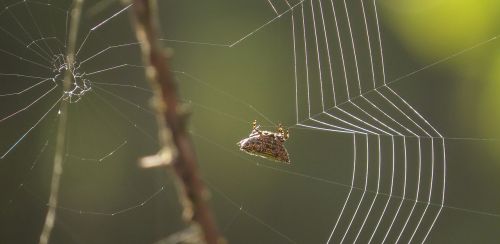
[0,0,500,243]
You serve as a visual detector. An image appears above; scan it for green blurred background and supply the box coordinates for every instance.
[0,0,499,243]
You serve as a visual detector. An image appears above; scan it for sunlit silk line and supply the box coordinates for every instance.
[353,97,423,241]
[1,95,62,159]
[297,2,393,240]
[193,130,355,190]
[8,139,49,205]
[0,72,50,80]
[396,139,422,242]
[297,6,498,125]
[421,138,446,243]
[90,81,152,93]
[349,100,403,136]
[361,95,413,136]
[91,90,157,143]
[296,2,390,138]
[322,112,378,135]
[288,22,497,142]
[296,123,360,134]
[80,42,140,65]
[196,120,451,216]
[92,85,154,115]
[360,0,443,234]
[383,87,446,241]
[310,117,366,134]
[360,0,376,88]
[292,3,444,239]
[204,118,469,242]
[361,1,430,234]
[344,102,421,240]
[229,0,306,47]
[197,111,484,218]
[0,84,57,123]
[373,0,386,85]
[5,6,53,59]
[75,4,133,57]
[341,0,361,94]
[266,0,279,15]
[377,91,432,138]
[173,71,279,127]
[344,1,430,238]
[87,0,500,56]
[183,77,492,235]
[409,138,435,243]
[190,133,306,239]
[306,0,388,138]
[300,3,311,118]
[0,78,51,97]
[309,0,325,111]
[340,135,369,244]
[52,186,165,216]
[334,6,432,236]
[329,0,350,100]
[333,107,388,135]
[160,39,231,48]
[353,99,413,241]
[292,6,299,124]
[64,10,69,48]
[22,1,56,56]
[368,135,395,244]
[387,35,500,87]
[380,137,407,243]
[374,90,434,240]
[0,25,52,63]
[40,4,65,56]
[184,100,249,125]
[85,63,145,76]
[323,2,402,240]
[353,135,381,243]
[326,134,357,243]
[303,36,500,131]
[66,140,127,163]
[204,179,297,244]
[0,47,50,69]
[317,0,337,105]
[26,36,62,54]
[284,0,292,8]
[248,104,278,127]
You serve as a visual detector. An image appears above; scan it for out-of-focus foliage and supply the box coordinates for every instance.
[382,0,500,156]
[382,0,498,61]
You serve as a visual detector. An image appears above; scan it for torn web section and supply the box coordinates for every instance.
[49,0,163,230]
[0,0,67,242]
[0,1,175,243]
[0,0,67,161]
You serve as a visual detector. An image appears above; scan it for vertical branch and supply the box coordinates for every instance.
[39,1,84,244]
[131,1,221,244]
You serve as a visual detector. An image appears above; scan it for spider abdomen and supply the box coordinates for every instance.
[237,122,290,164]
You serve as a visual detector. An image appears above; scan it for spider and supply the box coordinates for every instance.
[237,120,290,163]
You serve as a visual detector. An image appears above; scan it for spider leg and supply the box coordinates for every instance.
[252,120,263,135]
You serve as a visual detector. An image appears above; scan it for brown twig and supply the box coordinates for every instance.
[130,1,221,243]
